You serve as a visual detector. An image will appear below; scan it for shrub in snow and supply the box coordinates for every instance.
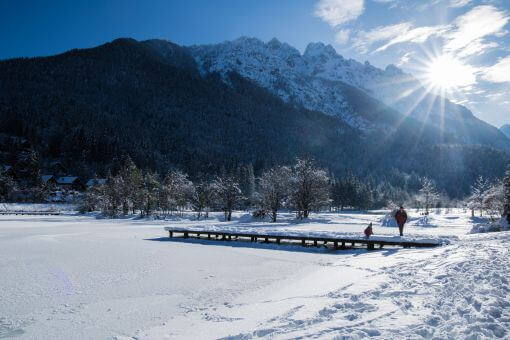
[482,180,505,220]
[381,209,398,227]
[415,215,437,228]
[470,216,509,233]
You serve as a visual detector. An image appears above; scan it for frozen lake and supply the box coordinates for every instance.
[1,209,508,339]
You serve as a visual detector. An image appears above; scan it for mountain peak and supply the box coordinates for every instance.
[304,42,339,59]
[384,64,403,76]
[267,37,282,47]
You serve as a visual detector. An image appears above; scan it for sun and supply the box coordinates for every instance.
[425,55,476,92]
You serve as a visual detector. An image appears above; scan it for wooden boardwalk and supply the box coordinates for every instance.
[0,211,61,216]
[165,229,444,250]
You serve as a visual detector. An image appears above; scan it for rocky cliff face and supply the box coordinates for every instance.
[189,37,510,151]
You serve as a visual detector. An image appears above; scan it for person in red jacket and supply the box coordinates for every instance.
[364,222,373,239]
[395,206,408,236]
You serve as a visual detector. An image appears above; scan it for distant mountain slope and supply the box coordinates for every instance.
[501,124,510,139]
[0,38,362,177]
[190,37,510,152]
[0,38,508,197]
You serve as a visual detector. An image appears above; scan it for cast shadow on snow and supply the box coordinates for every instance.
[145,237,404,256]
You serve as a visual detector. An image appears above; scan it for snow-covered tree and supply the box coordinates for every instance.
[78,181,103,213]
[504,165,510,224]
[102,175,123,217]
[0,173,18,201]
[117,157,143,214]
[161,170,193,212]
[290,158,330,219]
[190,181,215,220]
[483,180,505,220]
[259,165,292,222]
[418,177,439,214]
[467,175,491,217]
[211,175,243,221]
[14,148,41,188]
[140,172,160,217]
[159,170,193,216]
[236,164,256,209]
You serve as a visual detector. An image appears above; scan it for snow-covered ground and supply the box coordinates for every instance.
[1,208,508,339]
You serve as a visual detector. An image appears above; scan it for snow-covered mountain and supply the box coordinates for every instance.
[190,37,368,129]
[190,37,510,151]
[189,37,429,127]
[501,124,510,139]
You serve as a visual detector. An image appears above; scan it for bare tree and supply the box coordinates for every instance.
[191,181,215,220]
[159,170,193,217]
[418,177,439,214]
[467,175,490,217]
[259,165,292,222]
[211,175,243,221]
[290,158,330,219]
[483,180,505,220]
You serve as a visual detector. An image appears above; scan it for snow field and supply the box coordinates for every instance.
[0,208,508,339]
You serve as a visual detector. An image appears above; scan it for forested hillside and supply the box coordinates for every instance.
[0,38,508,197]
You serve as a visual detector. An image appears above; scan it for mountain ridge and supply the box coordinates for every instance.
[0,37,508,197]
[188,36,510,152]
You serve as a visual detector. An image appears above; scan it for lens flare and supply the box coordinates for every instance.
[425,55,476,91]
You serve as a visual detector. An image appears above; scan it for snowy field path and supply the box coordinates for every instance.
[0,211,508,339]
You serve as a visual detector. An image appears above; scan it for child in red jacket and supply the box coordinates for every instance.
[364,222,373,239]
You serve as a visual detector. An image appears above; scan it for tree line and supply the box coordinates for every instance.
[80,158,332,222]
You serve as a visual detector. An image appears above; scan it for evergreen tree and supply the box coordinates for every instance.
[102,175,122,217]
[0,173,18,201]
[140,172,160,217]
[14,147,41,188]
[79,180,103,213]
[118,157,143,214]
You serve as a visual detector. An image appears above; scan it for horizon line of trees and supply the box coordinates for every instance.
[78,156,510,224]
[80,157,332,222]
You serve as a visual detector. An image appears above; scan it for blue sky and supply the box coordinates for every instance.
[1,0,509,127]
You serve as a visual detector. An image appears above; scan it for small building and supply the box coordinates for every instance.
[86,178,107,188]
[41,174,57,186]
[56,176,86,191]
